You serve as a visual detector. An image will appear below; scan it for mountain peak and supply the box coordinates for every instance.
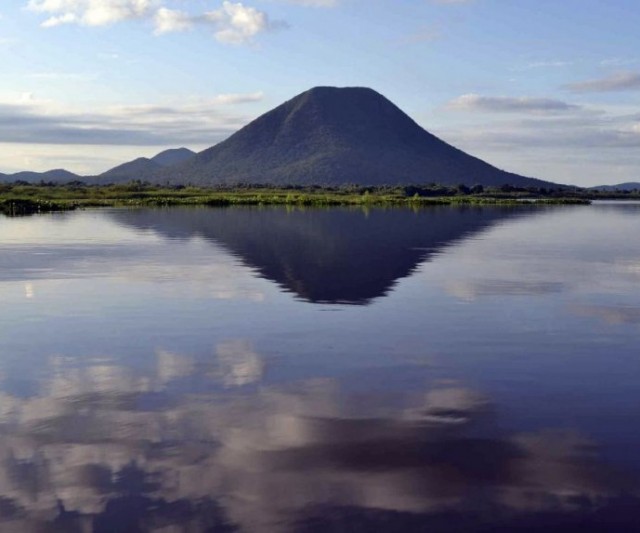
[299,85,383,99]
[283,86,413,131]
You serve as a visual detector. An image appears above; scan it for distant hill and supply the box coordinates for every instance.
[101,147,195,180]
[0,168,81,184]
[149,86,553,188]
[590,182,640,191]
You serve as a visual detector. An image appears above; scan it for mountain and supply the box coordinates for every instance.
[0,168,81,183]
[111,206,533,304]
[590,182,640,191]
[152,86,553,188]
[101,147,195,180]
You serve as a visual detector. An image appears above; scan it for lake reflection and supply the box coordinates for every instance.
[0,204,639,531]
[110,206,530,304]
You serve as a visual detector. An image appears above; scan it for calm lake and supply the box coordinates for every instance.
[1,203,639,532]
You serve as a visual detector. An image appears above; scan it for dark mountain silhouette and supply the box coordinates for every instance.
[150,86,553,187]
[590,182,640,191]
[0,168,81,183]
[111,206,534,304]
[101,147,195,180]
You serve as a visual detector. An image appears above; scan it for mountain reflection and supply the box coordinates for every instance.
[111,206,529,304]
[0,353,637,532]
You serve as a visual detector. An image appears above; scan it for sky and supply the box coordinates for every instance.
[0,0,639,186]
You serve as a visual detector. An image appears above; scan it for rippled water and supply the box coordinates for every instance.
[1,203,639,532]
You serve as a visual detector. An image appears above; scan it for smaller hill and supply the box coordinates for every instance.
[101,148,195,180]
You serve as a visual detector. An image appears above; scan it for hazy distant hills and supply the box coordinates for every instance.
[0,168,81,184]
[0,149,195,184]
[100,147,195,180]
[150,86,551,188]
[590,182,640,191]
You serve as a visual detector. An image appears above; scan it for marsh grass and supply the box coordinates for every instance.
[0,183,591,216]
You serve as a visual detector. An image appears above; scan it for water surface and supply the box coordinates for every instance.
[1,203,639,531]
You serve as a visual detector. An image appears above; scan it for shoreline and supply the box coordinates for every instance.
[0,186,592,216]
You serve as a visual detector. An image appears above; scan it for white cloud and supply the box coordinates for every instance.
[523,60,570,69]
[41,12,78,27]
[204,1,279,45]
[212,91,264,104]
[599,57,636,67]
[18,92,36,103]
[565,71,640,93]
[27,0,156,27]
[153,6,191,34]
[448,93,580,114]
[151,2,280,45]
[215,339,264,387]
[26,0,285,44]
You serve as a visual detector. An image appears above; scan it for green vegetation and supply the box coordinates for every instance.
[0,198,75,216]
[0,182,595,216]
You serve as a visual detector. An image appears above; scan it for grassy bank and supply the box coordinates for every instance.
[0,183,591,216]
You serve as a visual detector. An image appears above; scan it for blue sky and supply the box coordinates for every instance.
[0,0,639,185]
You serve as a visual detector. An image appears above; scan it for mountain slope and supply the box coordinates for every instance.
[158,86,552,187]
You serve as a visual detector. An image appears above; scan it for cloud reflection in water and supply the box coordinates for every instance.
[0,351,636,532]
